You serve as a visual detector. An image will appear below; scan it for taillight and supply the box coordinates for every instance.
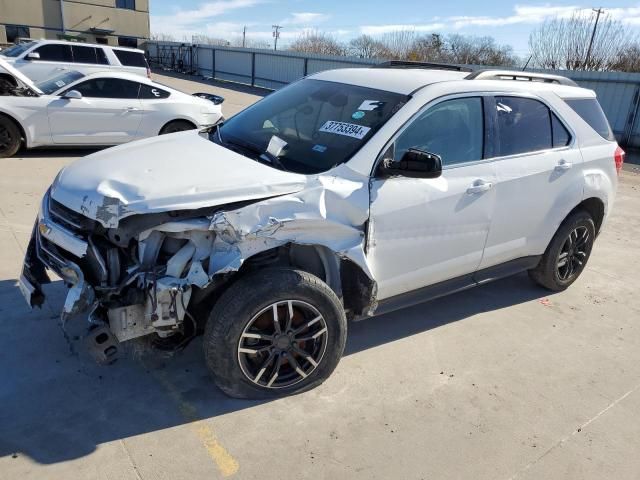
[614,146,625,175]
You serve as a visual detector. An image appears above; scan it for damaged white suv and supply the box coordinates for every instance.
[20,63,623,398]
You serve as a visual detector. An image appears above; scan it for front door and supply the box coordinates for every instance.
[368,96,497,300]
[47,77,143,145]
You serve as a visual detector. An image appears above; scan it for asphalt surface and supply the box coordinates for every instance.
[1,73,639,480]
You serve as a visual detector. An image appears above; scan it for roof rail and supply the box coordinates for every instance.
[374,60,473,72]
[465,69,578,87]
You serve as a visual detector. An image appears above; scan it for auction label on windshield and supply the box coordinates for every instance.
[319,121,371,140]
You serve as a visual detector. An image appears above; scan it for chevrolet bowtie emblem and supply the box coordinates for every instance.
[38,221,51,236]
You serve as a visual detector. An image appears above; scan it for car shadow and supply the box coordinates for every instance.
[0,272,550,464]
[16,147,104,158]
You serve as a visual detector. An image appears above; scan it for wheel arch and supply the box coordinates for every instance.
[0,110,28,149]
[568,197,606,234]
[158,118,198,135]
[192,242,376,321]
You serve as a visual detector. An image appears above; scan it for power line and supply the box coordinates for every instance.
[272,25,282,51]
[584,7,605,70]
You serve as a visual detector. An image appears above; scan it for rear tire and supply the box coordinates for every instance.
[528,210,595,291]
[159,120,196,135]
[0,115,22,158]
[203,268,347,399]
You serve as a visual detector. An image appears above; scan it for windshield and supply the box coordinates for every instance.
[216,79,407,174]
[0,42,34,57]
[36,71,85,95]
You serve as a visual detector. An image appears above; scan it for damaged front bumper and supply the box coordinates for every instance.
[20,191,95,318]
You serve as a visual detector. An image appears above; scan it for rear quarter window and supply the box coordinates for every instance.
[565,98,615,141]
[139,84,170,99]
[113,49,148,68]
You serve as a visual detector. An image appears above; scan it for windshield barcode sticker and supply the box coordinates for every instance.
[319,121,371,140]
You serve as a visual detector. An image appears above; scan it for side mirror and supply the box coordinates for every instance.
[62,90,82,100]
[26,52,40,61]
[380,148,442,179]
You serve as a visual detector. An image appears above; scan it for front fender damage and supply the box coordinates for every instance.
[95,164,377,348]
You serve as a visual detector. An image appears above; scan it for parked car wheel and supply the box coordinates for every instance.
[529,210,596,291]
[203,268,347,399]
[0,115,22,158]
[159,120,196,135]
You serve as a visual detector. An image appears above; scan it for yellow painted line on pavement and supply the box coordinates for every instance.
[152,369,239,477]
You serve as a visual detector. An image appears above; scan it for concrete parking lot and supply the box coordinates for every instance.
[1,72,640,480]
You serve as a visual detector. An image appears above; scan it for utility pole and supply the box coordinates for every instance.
[242,26,246,48]
[584,7,605,70]
[272,25,282,51]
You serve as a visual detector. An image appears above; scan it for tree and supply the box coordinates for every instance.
[289,31,346,56]
[348,35,391,59]
[447,34,518,66]
[150,32,177,42]
[529,10,636,71]
[191,35,230,46]
[609,44,640,72]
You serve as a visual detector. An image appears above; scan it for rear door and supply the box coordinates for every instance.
[479,95,584,270]
[47,77,143,145]
[68,45,111,76]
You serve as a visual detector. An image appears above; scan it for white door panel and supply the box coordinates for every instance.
[369,162,497,300]
[480,149,583,268]
[47,97,143,145]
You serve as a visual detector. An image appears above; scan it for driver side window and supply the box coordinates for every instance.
[395,97,484,167]
[68,78,140,99]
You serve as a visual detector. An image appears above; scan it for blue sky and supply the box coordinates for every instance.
[150,1,640,56]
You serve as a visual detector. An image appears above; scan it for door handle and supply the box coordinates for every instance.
[124,107,140,112]
[466,180,493,194]
[555,159,573,171]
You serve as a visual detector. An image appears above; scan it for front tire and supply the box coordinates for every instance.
[203,268,347,399]
[529,210,596,291]
[0,115,21,158]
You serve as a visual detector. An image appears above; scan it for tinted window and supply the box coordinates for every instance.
[116,0,135,9]
[113,48,147,67]
[70,78,140,99]
[34,44,72,62]
[36,71,85,94]
[5,25,30,43]
[395,97,484,166]
[72,46,99,64]
[218,79,407,174]
[552,114,571,147]
[495,97,552,156]
[96,48,109,64]
[139,84,170,99]
[565,98,615,141]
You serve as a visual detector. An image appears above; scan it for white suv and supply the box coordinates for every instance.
[19,63,623,398]
[0,40,149,82]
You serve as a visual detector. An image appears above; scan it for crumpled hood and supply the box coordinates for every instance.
[50,131,308,227]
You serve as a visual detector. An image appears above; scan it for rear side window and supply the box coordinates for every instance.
[495,97,553,156]
[34,44,72,62]
[552,114,571,147]
[113,49,148,68]
[72,46,103,64]
[139,84,170,99]
[565,98,615,141]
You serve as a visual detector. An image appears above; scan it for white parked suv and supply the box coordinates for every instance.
[0,40,150,83]
[19,63,623,398]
